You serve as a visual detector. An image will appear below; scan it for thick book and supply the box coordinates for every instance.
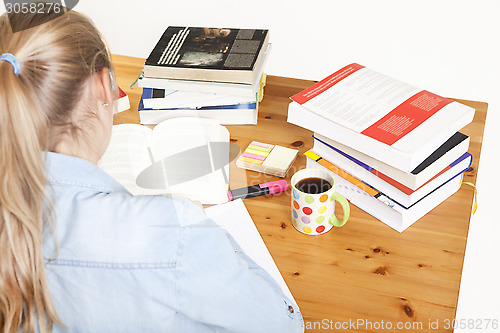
[313,132,470,190]
[138,92,258,125]
[141,87,256,109]
[144,27,270,84]
[98,118,229,204]
[307,158,465,232]
[288,63,475,172]
[139,44,271,99]
[308,145,472,208]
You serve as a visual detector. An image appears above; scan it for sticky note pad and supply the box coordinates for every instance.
[237,141,298,177]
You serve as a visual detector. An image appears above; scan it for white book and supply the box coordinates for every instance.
[139,104,258,125]
[113,87,130,114]
[205,199,296,304]
[98,118,229,205]
[312,140,472,207]
[139,75,260,99]
[307,159,464,232]
[142,89,256,109]
[288,64,475,172]
[313,132,470,190]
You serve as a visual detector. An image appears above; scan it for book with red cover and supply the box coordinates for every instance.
[113,87,130,114]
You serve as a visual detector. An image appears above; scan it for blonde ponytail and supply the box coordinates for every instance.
[0,9,113,332]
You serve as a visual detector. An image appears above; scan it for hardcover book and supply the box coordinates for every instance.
[144,27,270,84]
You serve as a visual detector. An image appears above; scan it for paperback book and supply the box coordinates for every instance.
[312,132,470,190]
[306,157,467,232]
[307,146,472,208]
[138,43,271,99]
[138,91,258,125]
[141,87,256,110]
[288,63,475,172]
[144,27,270,84]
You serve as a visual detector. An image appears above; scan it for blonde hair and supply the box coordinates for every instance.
[0,9,113,333]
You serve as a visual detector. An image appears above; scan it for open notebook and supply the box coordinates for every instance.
[205,199,296,304]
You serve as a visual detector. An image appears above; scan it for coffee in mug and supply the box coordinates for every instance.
[291,168,350,235]
[295,177,332,194]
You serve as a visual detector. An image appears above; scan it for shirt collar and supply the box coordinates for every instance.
[45,152,128,193]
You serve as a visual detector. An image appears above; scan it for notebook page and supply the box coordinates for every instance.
[205,199,296,304]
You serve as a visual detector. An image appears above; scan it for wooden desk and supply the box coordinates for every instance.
[112,55,486,332]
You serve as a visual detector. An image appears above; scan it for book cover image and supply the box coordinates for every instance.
[147,27,268,71]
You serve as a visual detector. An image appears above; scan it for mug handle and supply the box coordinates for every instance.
[329,192,350,227]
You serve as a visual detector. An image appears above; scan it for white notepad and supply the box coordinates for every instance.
[205,199,296,303]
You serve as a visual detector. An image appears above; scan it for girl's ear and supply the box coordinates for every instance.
[95,67,114,108]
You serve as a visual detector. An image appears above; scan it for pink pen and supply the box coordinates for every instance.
[228,180,289,201]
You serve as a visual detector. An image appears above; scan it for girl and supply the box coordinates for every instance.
[0,10,303,333]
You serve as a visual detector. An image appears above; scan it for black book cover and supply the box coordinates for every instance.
[411,132,469,174]
[146,27,268,71]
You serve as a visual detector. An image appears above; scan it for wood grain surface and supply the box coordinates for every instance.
[112,54,487,332]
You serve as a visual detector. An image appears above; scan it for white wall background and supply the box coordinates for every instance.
[2,0,499,329]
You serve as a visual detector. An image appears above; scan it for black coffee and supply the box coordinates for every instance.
[295,177,332,194]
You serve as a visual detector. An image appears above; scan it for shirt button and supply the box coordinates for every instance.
[288,305,294,313]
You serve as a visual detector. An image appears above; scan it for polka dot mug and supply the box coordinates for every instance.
[291,168,350,235]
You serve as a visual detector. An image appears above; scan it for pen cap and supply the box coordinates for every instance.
[259,180,289,194]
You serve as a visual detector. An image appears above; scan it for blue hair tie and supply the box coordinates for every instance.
[0,53,21,75]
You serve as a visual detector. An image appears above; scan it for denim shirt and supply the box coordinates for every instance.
[42,152,304,333]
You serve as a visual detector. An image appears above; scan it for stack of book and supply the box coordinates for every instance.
[287,63,475,232]
[137,26,270,125]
